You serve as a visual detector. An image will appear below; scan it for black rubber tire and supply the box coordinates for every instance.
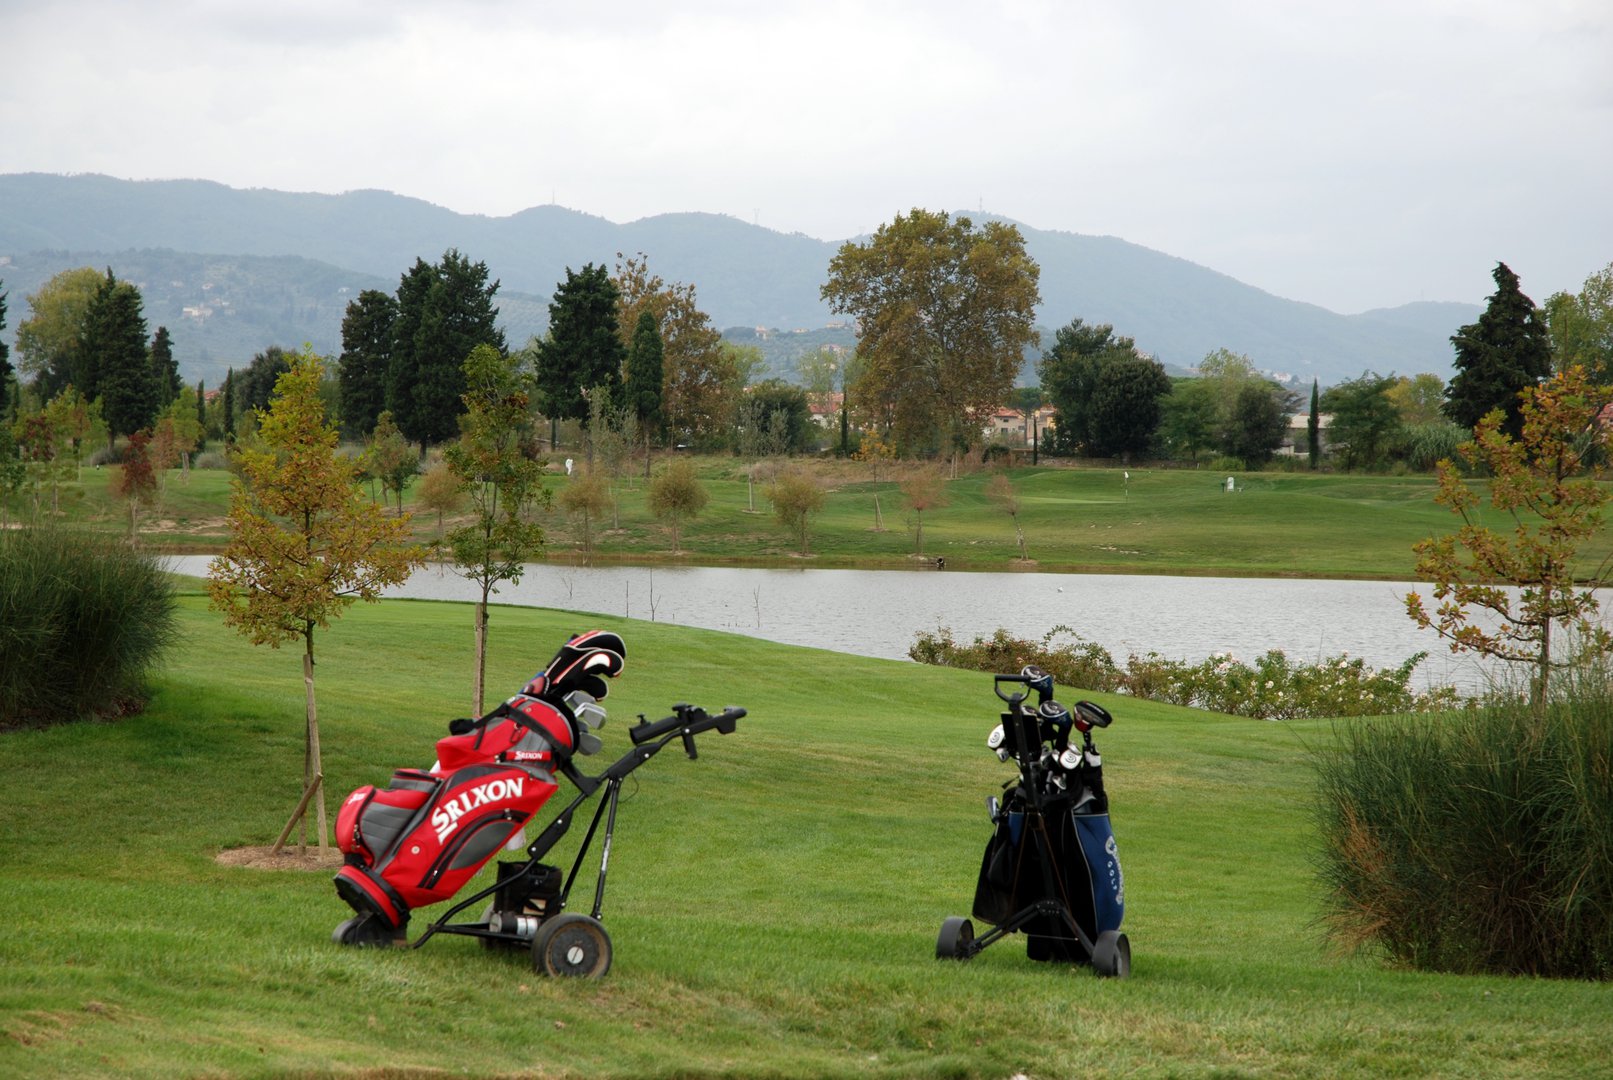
[936,916,975,960]
[1090,930,1131,978]
[532,913,612,978]
[332,912,397,947]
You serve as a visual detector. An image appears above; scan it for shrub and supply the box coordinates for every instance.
[909,628,1462,720]
[0,527,179,727]
[909,626,1121,693]
[1314,671,1613,978]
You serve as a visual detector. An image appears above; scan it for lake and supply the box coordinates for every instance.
[167,557,1498,691]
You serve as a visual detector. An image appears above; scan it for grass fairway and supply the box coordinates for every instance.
[25,457,1607,580]
[2,593,1610,1078]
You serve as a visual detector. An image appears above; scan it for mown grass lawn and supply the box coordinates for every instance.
[19,457,1600,581]
[2,591,1610,1078]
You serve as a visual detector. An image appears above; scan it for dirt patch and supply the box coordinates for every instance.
[216,845,345,871]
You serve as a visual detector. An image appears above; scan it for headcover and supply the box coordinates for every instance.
[523,630,626,704]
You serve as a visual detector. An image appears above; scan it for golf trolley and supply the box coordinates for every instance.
[330,630,744,977]
[936,666,1131,977]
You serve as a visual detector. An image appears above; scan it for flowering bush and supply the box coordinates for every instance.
[910,627,1465,719]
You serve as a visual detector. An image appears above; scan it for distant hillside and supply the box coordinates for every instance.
[0,173,1479,388]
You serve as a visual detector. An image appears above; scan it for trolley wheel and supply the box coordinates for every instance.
[1090,930,1131,978]
[532,913,612,978]
[936,916,975,960]
[332,912,398,948]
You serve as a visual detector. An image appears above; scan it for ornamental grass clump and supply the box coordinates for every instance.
[0,525,178,727]
[1313,668,1613,978]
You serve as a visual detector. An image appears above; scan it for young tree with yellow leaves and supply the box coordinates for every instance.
[1406,365,1613,704]
[208,347,422,851]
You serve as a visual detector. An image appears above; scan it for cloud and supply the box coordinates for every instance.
[3,0,1609,313]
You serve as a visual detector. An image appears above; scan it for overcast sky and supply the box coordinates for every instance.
[5,0,1609,314]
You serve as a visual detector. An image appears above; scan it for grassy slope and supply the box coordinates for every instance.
[24,459,1608,581]
[2,593,1610,1078]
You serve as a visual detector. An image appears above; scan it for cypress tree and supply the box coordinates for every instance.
[149,326,179,405]
[1445,262,1552,437]
[87,269,157,442]
[1308,379,1320,469]
[536,263,626,430]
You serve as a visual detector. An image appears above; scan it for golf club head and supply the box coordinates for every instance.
[1021,665,1054,703]
[1074,700,1113,730]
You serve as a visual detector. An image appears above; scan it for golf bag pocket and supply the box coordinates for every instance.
[1074,812,1124,934]
[371,763,558,911]
[972,816,1019,926]
[338,770,439,867]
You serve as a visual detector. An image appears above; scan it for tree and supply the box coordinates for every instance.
[1159,378,1220,464]
[149,326,179,406]
[1039,319,1137,455]
[557,468,612,561]
[42,385,99,482]
[389,250,505,455]
[900,468,949,558]
[113,429,158,542]
[1322,372,1401,471]
[1406,365,1613,705]
[415,460,463,542]
[337,288,397,437]
[822,210,1040,469]
[207,347,422,852]
[364,410,419,514]
[535,264,625,440]
[0,281,12,420]
[1544,261,1613,383]
[238,346,293,417]
[14,266,102,398]
[646,456,708,554]
[220,368,237,441]
[1445,262,1551,438]
[1307,379,1321,469]
[1088,352,1171,459]
[985,472,1029,561]
[159,386,202,482]
[84,269,156,442]
[443,343,548,717]
[768,467,826,556]
[615,254,730,448]
[736,379,812,456]
[622,307,664,478]
[1223,381,1291,466]
[1385,372,1447,426]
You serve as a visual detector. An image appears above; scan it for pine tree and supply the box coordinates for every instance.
[1445,262,1552,437]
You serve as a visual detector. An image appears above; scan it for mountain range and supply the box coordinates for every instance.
[0,172,1478,389]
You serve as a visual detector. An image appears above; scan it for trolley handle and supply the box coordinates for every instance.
[629,704,746,756]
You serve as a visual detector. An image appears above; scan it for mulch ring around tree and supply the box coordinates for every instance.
[215,845,345,871]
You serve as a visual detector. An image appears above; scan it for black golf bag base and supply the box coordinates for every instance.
[936,912,1131,978]
[332,871,411,947]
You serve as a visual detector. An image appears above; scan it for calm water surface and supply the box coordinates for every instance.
[169,557,1495,691]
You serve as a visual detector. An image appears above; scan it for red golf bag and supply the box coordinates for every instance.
[332,631,626,943]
